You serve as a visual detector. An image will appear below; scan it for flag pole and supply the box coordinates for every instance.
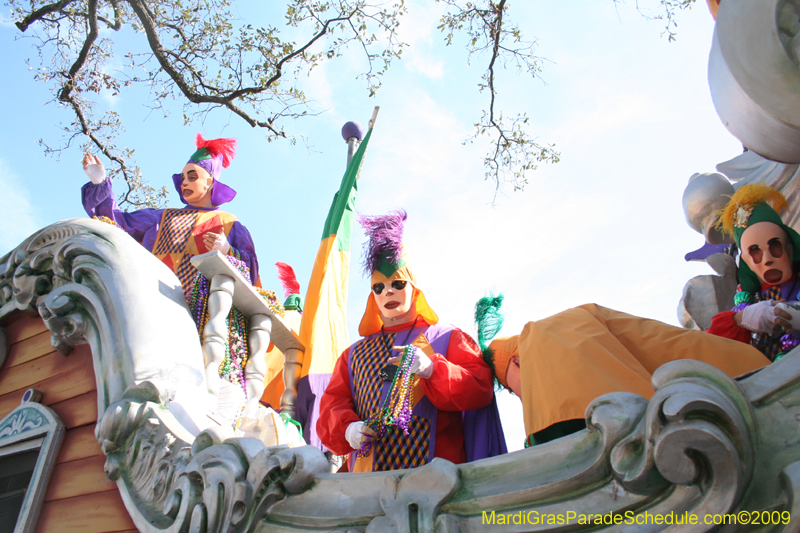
[345,106,380,165]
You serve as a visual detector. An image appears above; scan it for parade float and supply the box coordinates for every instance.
[4,0,800,531]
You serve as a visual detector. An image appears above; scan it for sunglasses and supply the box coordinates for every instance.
[747,238,785,265]
[372,280,408,295]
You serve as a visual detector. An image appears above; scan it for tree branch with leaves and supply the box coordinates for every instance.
[8,0,701,206]
[9,0,406,208]
[437,0,559,197]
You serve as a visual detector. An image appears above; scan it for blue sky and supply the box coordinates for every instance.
[0,0,739,449]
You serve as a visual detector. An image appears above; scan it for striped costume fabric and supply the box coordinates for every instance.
[350,333,430,471]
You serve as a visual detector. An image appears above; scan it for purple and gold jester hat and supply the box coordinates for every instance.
[172,134,238,207]
[357,209,439,336]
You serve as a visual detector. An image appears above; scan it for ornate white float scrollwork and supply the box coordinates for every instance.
[0,219,209,432]
[97,380,329,533]
[5,220,800,532]
[611,360,755,517]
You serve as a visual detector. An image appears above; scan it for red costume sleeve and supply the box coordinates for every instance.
[707,310,751,344]
[421,329,494,411]
[316,348,361,455]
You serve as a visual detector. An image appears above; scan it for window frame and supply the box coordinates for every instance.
[0,389,65,533]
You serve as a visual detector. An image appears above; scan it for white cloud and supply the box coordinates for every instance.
[407,56,445,79]
[303,60,335,111]
[397,1,447,80]
[0,159,39,257]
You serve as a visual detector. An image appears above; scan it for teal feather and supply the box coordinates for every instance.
[474,293,505,389]
[474,294,505,352]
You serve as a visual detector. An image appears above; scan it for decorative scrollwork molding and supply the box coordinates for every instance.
[98,380,329,533]
[611,360,755,518]
[6,220,800,532]
[367,459,460,532]
[1,219,209,432]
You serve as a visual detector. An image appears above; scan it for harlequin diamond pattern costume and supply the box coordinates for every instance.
[317,210,506,472]
[81,135,262,393]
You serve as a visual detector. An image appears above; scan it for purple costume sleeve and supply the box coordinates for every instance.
[227,220,260,285]
[463,394,508,461]
[81,179,164,252]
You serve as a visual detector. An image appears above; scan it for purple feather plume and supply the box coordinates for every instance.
[358,209,407,276]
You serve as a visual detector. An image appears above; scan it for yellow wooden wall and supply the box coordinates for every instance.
[0,312,136,533]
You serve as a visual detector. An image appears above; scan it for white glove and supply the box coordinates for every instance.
[82,154,106,184]
[204,230,231,255]
[393,346,433,379]
[346,421,370,450]
[741,300,780,334]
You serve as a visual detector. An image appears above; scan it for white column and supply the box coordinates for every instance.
[245,313,272,414]
[202,274,235,409]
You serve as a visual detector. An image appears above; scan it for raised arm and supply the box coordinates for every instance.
[80,153,163,248]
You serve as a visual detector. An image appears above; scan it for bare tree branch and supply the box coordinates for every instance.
[9,0,405,208]
[15,0,76,31]
[9,0,693,205]
[437,0,559,199]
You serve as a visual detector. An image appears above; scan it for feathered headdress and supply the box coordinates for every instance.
[358,209,407,278]
[275,262,303,312]
[716,183,788,240]
[172,134,238,206]
[715,184,800,293]
[276,262,301,299]
[356,209,440,336]
[474,294,509,389]
[192,134,237,173]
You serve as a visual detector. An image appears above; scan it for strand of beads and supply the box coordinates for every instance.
[734,287,799,360]
[92,215,122,229]
[188,272,211,336]
[356,345,417,458]
[384,345,416,433]
[226,252,252,284]
[255,287,286,317]
[222,308,249,393]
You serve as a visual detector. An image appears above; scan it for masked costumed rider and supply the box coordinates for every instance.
[477,295,769,448]
[81,135,266,398]
[317,210,506,472]
[707,184,800,360]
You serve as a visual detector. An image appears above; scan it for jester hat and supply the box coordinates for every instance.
[276,262,303,312]
[172,134,237,206]
[357,209,438,336]
[716,184,800,293]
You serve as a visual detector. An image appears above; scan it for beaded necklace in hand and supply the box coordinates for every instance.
[732,277,800,361]
[356,320,419,458]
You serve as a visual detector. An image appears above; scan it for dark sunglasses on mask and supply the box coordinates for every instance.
[747,237,785,264]
[372,280,408,295]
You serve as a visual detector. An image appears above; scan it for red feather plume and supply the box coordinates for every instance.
[195,134,237,168]
[275,262,301,299]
